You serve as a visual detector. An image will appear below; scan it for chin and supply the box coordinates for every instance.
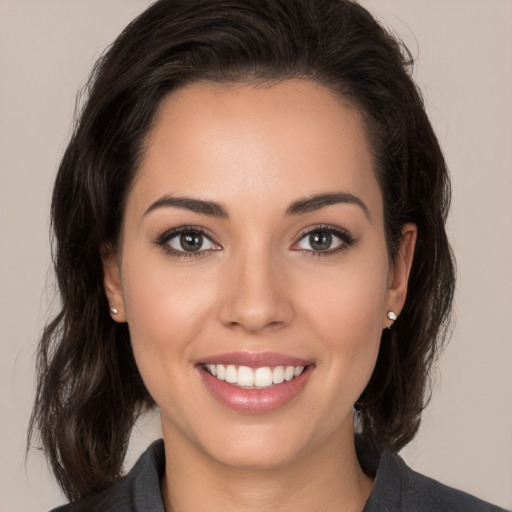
[186,409,352,473]
[206,433,308,471]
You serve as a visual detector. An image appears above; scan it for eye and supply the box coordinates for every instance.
[297,230,342,252]
[156,227,221,257]
[168,231,216,252]
[292,226,355,254]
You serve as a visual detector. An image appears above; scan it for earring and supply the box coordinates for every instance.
[110,306,119,315]
[386,311,397,329]
[353,399,363,434]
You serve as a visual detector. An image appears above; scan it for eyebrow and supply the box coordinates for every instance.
[144,195,228,218]
[143,192,369,220]
[285,193,370,219]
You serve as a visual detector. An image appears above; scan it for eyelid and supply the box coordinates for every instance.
[154,223,355,258]
[290,224,356,254]
[154,225,222,257]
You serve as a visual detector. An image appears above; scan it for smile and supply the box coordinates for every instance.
[204,364,305,388]
[198,353,314,413]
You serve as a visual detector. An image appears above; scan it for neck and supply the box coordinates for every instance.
[161,423,374,512]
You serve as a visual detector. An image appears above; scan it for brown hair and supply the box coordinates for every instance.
[29,0,455,502]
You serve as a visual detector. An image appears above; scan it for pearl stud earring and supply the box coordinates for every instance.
[110,306,119,315]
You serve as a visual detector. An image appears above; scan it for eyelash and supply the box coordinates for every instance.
[154,224,357,259]
[154,226,221,260]
[292,224,357,257]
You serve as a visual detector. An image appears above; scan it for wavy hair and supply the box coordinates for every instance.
[29,0,455,502]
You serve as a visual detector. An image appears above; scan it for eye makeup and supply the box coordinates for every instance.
[154,225,221,259]
[153,222,358,260]
[291,224,358,257]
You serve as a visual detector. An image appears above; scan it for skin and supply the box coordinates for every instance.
[103,80,416,512]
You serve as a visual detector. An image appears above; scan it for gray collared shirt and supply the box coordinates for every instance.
[51,439,507,511]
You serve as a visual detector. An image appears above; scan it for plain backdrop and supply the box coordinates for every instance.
[1,1,511,510]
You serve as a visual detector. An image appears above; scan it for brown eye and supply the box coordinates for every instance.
[179,232,203,251]
[292,226,354,254]
[167,230,219,252]
[308,231,333,251]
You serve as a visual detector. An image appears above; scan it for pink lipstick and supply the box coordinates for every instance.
[197,352,313,413]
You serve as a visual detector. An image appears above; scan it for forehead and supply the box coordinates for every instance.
[128,79,382,219]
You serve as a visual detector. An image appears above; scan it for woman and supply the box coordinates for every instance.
[28,0,506,510]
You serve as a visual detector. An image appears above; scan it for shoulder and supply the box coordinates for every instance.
[49,440,166,512]
[364,451,508,512]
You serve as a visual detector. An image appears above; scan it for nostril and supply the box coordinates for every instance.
[218,265,294,331]
[225,322,287,338]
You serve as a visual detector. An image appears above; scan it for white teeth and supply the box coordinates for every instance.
[272,366,285,384]
[237,366,254,387]
[294,366,304,377]
[225,364,237,383]
[206,363,306,388]
[216,364,225,380]
[254,367,273,387]
[284,366,295,381]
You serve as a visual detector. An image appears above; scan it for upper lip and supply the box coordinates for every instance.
[197,351,312,368]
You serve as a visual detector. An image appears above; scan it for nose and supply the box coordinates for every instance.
[218,247,294,334]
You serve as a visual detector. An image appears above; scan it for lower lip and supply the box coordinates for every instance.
[199,366,313,414]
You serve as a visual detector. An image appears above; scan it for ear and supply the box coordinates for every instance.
[101,245,127,322]
[384,223,417,328]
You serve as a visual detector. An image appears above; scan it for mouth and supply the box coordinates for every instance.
[197,352,314,413]
[203,363,305,389]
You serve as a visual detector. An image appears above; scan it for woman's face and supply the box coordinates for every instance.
[104,80,414,470]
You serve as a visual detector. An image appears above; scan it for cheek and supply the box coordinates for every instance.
[303,254,389,331]
[297,252,389,379]
[120,259,223,422]
[120,253,218,372]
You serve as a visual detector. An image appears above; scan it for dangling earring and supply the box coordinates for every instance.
[110,306,119,315]
[386,311,397,329]
[353,399,363,434]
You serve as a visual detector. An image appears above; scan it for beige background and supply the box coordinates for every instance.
[1,1,511,510]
